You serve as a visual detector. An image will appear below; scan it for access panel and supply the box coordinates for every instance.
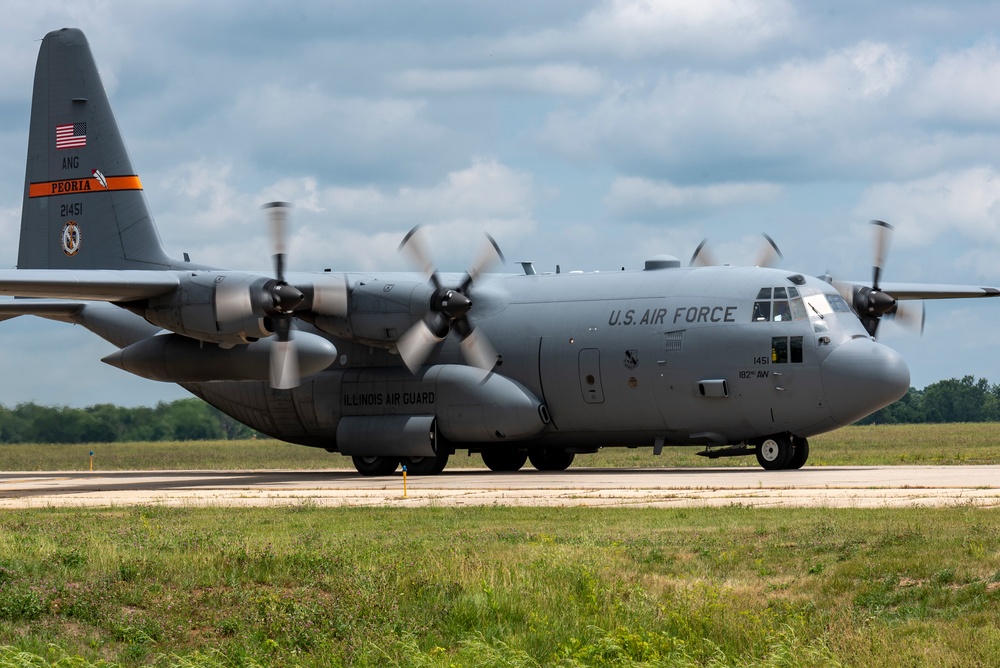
[578,348,605,404]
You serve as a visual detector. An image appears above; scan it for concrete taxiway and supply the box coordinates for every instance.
[0,466,999,508]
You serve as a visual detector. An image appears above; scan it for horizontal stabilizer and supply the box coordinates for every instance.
[0,270,179,301]
[0,299,163,347]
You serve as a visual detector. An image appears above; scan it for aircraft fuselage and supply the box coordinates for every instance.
[184,263,909,456]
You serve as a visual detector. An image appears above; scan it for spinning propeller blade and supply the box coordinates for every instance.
[397,226,504,373]
[690,234,783,268]
[262,202,304,389]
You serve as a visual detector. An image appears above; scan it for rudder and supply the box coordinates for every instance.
[18,28,177,270]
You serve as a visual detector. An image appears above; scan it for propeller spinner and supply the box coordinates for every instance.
[396,225,504,374]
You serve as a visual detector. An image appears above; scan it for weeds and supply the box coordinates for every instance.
[0,506,996,665]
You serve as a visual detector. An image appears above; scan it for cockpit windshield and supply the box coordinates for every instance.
[800,287,867,337]
[751,286,807,323]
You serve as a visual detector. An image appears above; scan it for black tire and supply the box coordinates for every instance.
[528,448,575,471]
[402,454,449,476]
[787,437,809,469]
[755,435,792,470]
[352,455,400,477]
[481,449,528,472]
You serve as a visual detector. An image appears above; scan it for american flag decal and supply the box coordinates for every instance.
[55,123,87,150]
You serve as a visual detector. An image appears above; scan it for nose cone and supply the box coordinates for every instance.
[822,337,910,425]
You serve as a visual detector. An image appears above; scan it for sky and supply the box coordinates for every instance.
[3,0,1000,406]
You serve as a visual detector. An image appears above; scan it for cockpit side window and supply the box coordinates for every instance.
[752,287,807,322]
[826,293,853,313]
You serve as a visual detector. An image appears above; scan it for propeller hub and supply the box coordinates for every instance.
[855,287,895,317]
[438,289,472,319]
[270,283,305,314]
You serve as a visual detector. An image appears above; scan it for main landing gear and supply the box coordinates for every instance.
[754,434,809,470]
[480,448,575,472]
[351,454,451,476]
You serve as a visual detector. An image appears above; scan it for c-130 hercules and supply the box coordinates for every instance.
[3,28,998,475]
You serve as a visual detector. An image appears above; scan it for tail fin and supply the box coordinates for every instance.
[18,28,178,270]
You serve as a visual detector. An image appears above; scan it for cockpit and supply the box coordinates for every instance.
[750,280,871,367]
[751,286,807,323]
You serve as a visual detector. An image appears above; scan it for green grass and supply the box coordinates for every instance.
[0,505,999,666]
[2,422,999,471]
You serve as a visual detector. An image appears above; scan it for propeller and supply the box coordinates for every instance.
[884,301,926,335]
[689,234,783,267]
[836,220,902,337]
[754,233,783,268]
[396,225,504,374]
[262,202,305,389]
[689,239,717,267]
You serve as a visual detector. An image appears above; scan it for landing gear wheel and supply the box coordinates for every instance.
[755,435,792,471]
[481,449,528,472]
[352,456,400,477]
[787,437,809,469]
[528,448,575,471]
[402,454,449,476]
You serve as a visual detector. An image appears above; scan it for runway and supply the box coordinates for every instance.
[1,466,999,508]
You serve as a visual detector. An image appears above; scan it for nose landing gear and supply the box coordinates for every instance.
[754,434,809,470]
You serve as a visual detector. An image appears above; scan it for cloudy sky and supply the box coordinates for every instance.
[2,0,1000,406]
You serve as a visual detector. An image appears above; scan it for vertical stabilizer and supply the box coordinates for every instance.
[18,28,177,270]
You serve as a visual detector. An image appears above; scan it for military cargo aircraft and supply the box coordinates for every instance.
[2,28,999,475]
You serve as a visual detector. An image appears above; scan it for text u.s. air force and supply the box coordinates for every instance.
[608,305,738,327]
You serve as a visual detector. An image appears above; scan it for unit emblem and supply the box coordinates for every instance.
[624,349,639,370]
[61,221,81,256]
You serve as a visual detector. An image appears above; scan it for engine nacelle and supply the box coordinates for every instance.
[102,331,338,383]
[143,272,274,346]
[313,278,429,346]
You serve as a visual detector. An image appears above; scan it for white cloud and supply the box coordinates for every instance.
[855,166,1000,247]
[606,176,782,216]
[495,0,796,60]
[318,158,535,227]
[223,83,449,178]
[149,158,537,273]
[910,40,1000,126]
[541,40,920,178]
[394,64,604,96]
[0,205,21,269]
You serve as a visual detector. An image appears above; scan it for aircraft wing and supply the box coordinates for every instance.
[834,280,1000,301]
[0,299,85,322]
[881,283,1000,300]
[0,270,180,301]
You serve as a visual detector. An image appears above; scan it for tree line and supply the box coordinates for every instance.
[858,376,1000,424]
[0,398,258,444]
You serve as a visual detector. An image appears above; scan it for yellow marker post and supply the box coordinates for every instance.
[402,465,408,498]
[89,450,94,471]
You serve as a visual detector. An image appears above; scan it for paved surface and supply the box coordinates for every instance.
[0,466,999,508]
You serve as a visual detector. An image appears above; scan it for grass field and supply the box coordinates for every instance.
[1,425,999,667]
[1,422,998,471]
[0,505,999,667]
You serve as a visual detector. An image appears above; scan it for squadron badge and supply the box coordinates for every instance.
[61,220,81,256]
